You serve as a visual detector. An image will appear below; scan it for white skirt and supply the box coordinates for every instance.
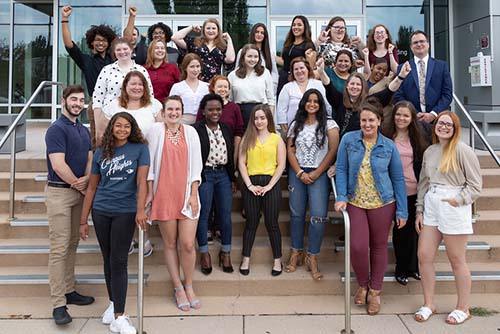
[423,184,473,235]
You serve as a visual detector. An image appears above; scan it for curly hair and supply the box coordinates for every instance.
[100,112,147,161]
[291,89,328,149]
[147,22,173,43]
[85,25,117,50]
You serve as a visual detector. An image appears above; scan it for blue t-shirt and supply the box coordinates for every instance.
[91,142,150,213]
[45,114,91,183]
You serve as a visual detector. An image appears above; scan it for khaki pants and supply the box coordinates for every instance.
[46,186,84,308]
[87,102,96,151]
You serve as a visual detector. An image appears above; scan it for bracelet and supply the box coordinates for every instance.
[246,183,253,189]
[296,169,305,178]
[80,222,88,226]
[397,75,405,80]
[61,20,69,23]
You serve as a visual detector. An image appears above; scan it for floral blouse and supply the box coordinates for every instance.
[185,36,226,82]
[349,141,385,209]
[317,42,359,69]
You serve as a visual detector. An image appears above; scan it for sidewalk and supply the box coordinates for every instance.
[1,295,499,334]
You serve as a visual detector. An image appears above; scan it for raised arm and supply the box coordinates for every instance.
[171,25,201,50]
[61,6,74,49]
[123,6,138,42]
[222,32,235,64]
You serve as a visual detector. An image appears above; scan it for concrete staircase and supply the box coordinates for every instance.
[1,151,500,307]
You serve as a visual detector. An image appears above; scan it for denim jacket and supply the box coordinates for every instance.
[336,130,408,219]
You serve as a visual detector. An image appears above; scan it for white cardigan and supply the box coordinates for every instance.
[146,123,202,219]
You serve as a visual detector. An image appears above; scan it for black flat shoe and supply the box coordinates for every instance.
[53,306,72,325]
[395,273,408,286]
[271,264,283,277]
[408,272,421,280]
[65,291,95,305]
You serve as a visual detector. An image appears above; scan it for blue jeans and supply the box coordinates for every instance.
[288,167,330,255]
[196,167,233,253]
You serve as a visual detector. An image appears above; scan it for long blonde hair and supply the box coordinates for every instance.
[240,104,276,153]
[432,111,461,173]
[145,40,167,68]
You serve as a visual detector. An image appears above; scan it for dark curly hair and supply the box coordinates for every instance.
[85,25,117,50]
[100,112,147,161]
[147,22,173,43]
[291,89,328,148]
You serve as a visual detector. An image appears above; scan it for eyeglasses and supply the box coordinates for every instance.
[374,31,386,36]
[94,38,107,43]
[412,39,427,45]
[437,120,454,128]
[331,26,345,31]
[152,30,165,36]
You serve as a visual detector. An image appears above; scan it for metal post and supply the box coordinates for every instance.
[137,226,145,334]
[8,127,16,221]
[469,123,478,218]
[331,178,353,334]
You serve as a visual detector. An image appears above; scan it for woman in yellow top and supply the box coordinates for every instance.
[238,104,286,276]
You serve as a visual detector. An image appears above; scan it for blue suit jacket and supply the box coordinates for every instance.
[393,57,452,113]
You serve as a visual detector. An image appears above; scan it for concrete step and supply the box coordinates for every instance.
[0,158,47,173]
[0,172,46,192]
[1,262,500,297]
[477,153,500,169]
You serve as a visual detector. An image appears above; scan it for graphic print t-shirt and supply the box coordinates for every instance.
[91,142,150,213]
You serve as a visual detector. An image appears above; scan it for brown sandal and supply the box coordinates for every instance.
[367,288,381,315]
[354,286,368,305]
[304,254,323,281]
[285,249,304,273]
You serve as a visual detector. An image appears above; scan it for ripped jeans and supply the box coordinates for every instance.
[288,167,330,255]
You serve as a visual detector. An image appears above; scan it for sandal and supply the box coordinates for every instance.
[414,306,436,322]
[184,285,201,309]
[173,286,190,312]
[446,309,471,325]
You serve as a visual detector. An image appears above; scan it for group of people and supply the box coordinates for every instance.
[44,6,482,334]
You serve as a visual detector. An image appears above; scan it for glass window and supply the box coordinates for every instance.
[366,1,425,63]
[12,3,53,105]
[125,0,219,15]
[0,1,10,104]
[12,106,51,119]
[57,5,121,100]
[0,107,7,114]
[224,2,267,53]
[271,0,362,15]
[60,0,121,5]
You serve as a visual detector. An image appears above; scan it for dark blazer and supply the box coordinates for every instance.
[192,120,236,182]
[393,57,452,114]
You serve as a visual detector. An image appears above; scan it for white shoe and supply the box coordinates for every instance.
[110,314,136,334]
[102,301,114,324]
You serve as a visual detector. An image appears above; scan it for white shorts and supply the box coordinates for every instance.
[423,184,473,235]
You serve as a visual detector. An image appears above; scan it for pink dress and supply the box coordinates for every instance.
[150,126,189,220]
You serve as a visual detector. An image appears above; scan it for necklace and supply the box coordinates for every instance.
[166,127,182,145]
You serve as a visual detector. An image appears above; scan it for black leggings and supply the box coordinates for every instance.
[92,209,136,314]
[392,194,419,275]
[242,175,282,259]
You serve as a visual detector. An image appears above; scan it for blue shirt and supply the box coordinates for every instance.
[335,130,408,219]
[91,142,150,213]
[45,114,91,183]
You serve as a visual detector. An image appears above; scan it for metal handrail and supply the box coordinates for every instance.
[453,93,500,167]
[137,227,145,334]
[330,177,353,334]
[0,81,63,220]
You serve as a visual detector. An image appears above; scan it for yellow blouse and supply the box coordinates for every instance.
[349,141,384,209]
[246,133,280,176]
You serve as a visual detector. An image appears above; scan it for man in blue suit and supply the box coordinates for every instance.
[394,30,452,124]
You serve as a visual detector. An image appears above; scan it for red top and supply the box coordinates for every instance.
[145,62,181,103]
[196,101,244,138]
[368,47,399,75]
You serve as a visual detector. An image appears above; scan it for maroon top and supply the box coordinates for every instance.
[145,62,181,103]
[196,101,244,138]
[368,47,399,75]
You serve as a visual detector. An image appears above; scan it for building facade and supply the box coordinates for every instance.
[0,0,497,121]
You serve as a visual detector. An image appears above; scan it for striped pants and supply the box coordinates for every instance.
[241,175,282,259]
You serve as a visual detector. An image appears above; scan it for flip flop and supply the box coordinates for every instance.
[446,309,471,325]
[414,306,436,322]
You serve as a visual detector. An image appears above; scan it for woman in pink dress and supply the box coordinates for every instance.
[146,95,203,311]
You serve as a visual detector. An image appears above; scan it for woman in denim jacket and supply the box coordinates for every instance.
[334,101,407,315]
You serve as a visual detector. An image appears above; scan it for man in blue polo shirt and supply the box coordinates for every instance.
[45,85,94,325]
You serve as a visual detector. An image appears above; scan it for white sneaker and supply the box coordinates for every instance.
[110,315,136,334]
[102,301,114,324]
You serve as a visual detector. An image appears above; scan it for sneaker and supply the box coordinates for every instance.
[65,291,95,305]
[53,306,72,325]
[128,240,137,255]
[110,314,136,334]
[102,301,114,324]
[207,230,214,245]
[143,239,153,258]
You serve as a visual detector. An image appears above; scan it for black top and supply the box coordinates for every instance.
[132,36,148,65]
[192,120,235,183]
[281,40,315,73]
[65,42,113,96]
[323,81,394,138]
